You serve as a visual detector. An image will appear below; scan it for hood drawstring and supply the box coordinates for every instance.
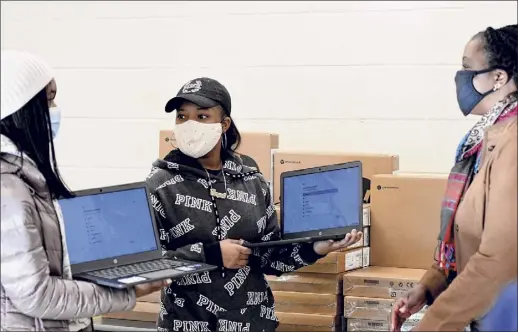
[204,169,260,278]
[204,169,227,278]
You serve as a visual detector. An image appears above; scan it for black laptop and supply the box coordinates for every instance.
[245,161,363,248]
[59,182,217,289]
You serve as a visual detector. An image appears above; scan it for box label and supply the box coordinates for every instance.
[345,249,363,271]
[388,288,407,299]
[363,279,380,285]
[363,227,370,247]
[348,318,389,332]
[363,205,371,226]
[387,280,419,298]
[362,247,370,267]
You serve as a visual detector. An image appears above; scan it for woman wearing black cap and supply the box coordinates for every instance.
[146,77,363,331]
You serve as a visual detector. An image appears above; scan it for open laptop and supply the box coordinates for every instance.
[245,161,363,248]
[59,182,217,289]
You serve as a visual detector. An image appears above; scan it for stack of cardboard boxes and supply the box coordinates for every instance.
[343,267,427,331]
[267,272,346,331]
[268,224,368,331]
[338,173,448,331]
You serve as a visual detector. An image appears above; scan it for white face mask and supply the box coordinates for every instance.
[174,120,223,158]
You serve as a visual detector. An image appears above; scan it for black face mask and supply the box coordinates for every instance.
[454,68,502,116]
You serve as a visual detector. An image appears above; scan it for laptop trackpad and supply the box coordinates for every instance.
[139,269,183,280]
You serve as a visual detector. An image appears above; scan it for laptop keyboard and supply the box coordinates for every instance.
[89,259,188,280]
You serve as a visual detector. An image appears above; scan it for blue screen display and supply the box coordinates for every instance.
[282,166,361,234]
[59,187,158,265]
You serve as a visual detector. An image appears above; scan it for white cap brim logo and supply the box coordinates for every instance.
[182,80,202,94]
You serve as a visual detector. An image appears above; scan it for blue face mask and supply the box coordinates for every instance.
[454,68,498,116]
[49,106,61,138]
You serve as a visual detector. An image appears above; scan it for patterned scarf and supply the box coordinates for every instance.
[438,92,518,278]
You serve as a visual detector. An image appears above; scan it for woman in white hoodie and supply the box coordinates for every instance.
[0,50,167,331]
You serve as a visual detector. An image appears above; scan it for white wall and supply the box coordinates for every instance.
[1,1,516,189]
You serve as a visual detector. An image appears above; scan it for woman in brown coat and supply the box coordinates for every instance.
[391,24,518,332]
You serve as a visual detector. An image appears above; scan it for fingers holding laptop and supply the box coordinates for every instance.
[336,229,363,248]
[221,239,252,269]
[135,279,172,298]
[313,229,363,255]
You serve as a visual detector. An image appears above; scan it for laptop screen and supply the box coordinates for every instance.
[59,187,158,265]
[282,165,361,235]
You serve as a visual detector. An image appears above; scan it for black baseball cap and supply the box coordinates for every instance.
[165,77,232,115]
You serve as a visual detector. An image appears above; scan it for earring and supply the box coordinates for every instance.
[222,133,228,149]
[493,85,500,91]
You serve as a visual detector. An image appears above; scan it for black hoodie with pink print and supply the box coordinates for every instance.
[146,149,323,332]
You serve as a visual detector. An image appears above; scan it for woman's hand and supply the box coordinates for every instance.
[390,284,427,331]
[313,229,363,256]
[135,279,172,298]
[220,239,251,269]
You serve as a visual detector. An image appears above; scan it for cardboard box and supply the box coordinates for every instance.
[159,130,279,181]
[273,291,342,315]
[346,310,425,332]
[276,312,341,332]
[370,173,447,269]
[298,247,368,274]
[344,296,394,321]
[346,318,389,332]
[401,310,426,331]
[159,130,176,159]
[343,266,426,299]
[137,291,161,303]
[267,273,343,294]
[275,205,281,224]
[103,302,159,322]
[273,151,399,204]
